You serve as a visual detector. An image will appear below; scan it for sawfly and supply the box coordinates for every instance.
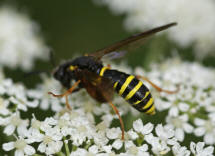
[48,22,178,140]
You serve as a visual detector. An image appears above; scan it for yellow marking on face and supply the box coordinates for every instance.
[99,67,109,76]
[119,75,135,95]
[125,81,142,100]
[69,65,77,71]
[113,82,118,89]
[143,97,154,109]
[146,105,155,115]
[133,91,150,105]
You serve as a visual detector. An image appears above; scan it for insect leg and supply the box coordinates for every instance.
[48,80,81,109]
[107,64,111,68]
[108,101,125,140]
[136,75,179,94]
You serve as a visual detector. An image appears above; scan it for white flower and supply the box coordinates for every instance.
[9,95,38,111]
[145,133,170,155]
[0,6,49,70]
[1,57,215,155]
[166,114,193,142]
[88,145,99,154]
[1,112,28,136]
[194,117,215,145]
[37,127,63,155]
[0,97,10,115]
[166,100,190,117]
[133,119,153,135]
[2,137,35,156]
[28,75,63,111]
[0,79,38,111]
[190,142,214,156]
[112,139,123,150]
[125,144,149,156]
[70,148,88,156]
[0,78,13,95]
[155,124,177,146]
[172,143,190,156]
[127,129,138,140]
[106,127,121,140]
[111,131,138,151]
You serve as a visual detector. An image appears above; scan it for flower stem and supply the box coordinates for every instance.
[57,152,65,156]
[64,138,70,156]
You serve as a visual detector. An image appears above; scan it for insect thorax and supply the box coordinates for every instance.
[70,56,103,73]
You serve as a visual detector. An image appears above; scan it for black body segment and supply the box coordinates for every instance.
[98,66,155,114]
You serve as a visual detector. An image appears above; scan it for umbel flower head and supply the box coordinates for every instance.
[1,57,215,155]
[0,5,49,70]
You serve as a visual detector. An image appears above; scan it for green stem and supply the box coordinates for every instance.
[64,138,70,156]
[33,154,44,156]
[57,152,65,156]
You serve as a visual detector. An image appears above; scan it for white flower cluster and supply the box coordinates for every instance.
[135,57,215,145]
[0,6,49,70]
[0,58,215,155]
[95,0,215,59]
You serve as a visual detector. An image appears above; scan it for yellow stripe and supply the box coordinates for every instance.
[119,75,135,95]
[69,66,76,71]
[133,91,150,105]
[125,81,142,100]
[143,98,154,109]
[146,105,155,115]
[113,82,118,89]
[99,67,109,76]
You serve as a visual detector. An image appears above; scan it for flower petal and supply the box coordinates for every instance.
[24,145,35,155]
[4,124,15,135]
[183,123,193,133]
[194,127,205,136]
[175,128,184,142]
[112,139,123,150]
[133,119,144,132]
[196,142,204,153]
[38,142,46,153]
[194,118,205,126]
[204,133,215,145]
[142,123,154,135]
[2,142,14,151]
[15,149,24,156]
[190,142,196,154]
[203,146,214,155]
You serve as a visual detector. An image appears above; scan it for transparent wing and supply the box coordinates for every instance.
[89,22,177,60]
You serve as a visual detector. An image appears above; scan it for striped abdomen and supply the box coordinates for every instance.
[98,66,155,115]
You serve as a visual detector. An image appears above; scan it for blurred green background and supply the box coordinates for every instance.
[0,0,179,73]
[1,0,215,75]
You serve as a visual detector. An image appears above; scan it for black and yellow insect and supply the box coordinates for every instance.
[48,22,178,140]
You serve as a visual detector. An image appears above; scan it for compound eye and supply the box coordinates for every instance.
[53,68,63,80]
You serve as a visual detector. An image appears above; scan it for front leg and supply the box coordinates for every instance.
[48,80,81,109]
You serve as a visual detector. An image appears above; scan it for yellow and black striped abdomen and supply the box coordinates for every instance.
[99,67,155,115]
[114,75,155,115]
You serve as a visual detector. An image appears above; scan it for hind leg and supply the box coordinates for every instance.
[108,101,125,140]
[136,75,179,94]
